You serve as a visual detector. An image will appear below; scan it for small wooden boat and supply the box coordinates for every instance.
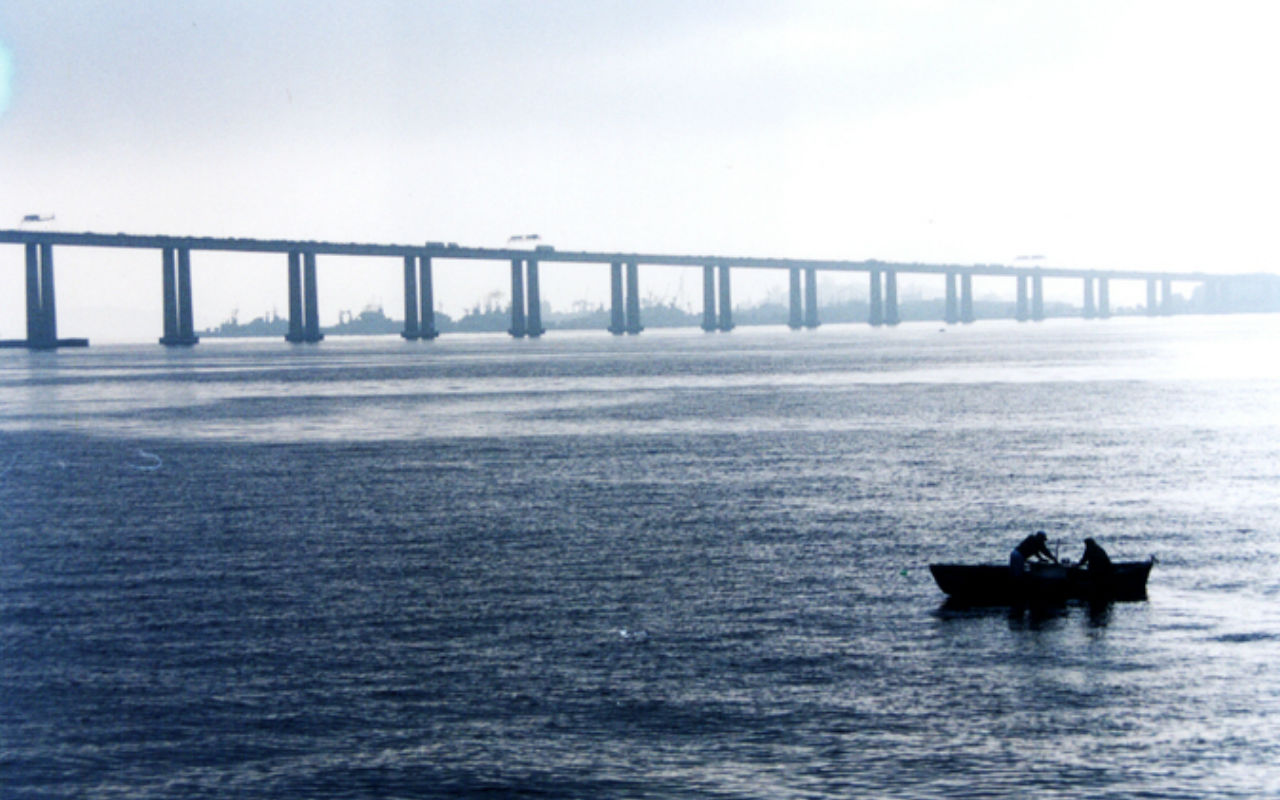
[929,559,1154,605]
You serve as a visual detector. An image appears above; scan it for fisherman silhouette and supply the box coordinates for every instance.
[1079,537,1113,577]
[1009,531,1056,577]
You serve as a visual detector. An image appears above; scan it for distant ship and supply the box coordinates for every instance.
[203,305,402,338]
[326,305,402,335]
[202,310,289,338]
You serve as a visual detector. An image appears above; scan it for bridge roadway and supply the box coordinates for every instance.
[0,228,1254,349]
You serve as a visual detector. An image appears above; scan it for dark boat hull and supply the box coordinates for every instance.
[930,560,1153,605]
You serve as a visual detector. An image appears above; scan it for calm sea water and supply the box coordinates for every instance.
[2,317,1279,799]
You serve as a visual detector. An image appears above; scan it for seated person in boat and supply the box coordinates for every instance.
[1078,537,1113,577]
[1010,531,1057,576]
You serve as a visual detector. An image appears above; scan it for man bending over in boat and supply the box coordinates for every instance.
[1078,537,1113,577]
[1010,531,1057,577]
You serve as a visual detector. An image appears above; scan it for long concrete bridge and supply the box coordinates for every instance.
[0,228,1258,349]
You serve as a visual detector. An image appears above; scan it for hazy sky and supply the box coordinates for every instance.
[2,1,1279,340]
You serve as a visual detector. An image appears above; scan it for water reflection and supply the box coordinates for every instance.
[1085,599,1114,628]
[4,319,1280,798]
[935,599,1114,631]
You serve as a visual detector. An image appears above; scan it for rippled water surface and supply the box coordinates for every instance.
[3,317,1280,798]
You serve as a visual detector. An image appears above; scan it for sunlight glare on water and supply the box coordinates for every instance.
[1,315,1279,799]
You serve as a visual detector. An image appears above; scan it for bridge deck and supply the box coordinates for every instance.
[0,229,1236,282]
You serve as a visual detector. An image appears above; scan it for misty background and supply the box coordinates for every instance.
[2,1,1278,342]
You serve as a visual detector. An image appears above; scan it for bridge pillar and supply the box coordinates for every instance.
[8,243,87,349]
[869,270,883,326]
[284,250,322,342]
[717,265,733,331]
[418,256,438,339]
[945,273,958,324]
[1161,277,1173,315]
[38,243,57,346]
[1016,275,1028,321]
[803,268,819,328]
[1146,279,1158,316]
[960,273,974,323]
[401,255,420,339]
[884,270,900,325]
[303,252,322,342]
[702,265,718,331]
[625,262,642,334]
[285,252,302,340]
[788,268,802,329]
[25,243,42,343]
[1082,277,1096,319]
[178,249,196,343]
[508,258,527,337]
[1098,277,1110,318]
[526,259,545,337]
[1031,273,1044,321]
[609,262,626,334]
[160,247,199,345]
[161,248,178,342]
[287,251,304,342]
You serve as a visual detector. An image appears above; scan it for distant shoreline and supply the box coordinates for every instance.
[202,297,1218,338]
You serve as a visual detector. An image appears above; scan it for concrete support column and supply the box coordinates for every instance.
[20,244,48,348]
[869,270,883,326]
[418,256,438,339]
[1161,277,1173,315]
[960,273,974,323]
[625,262,642,334]
[8,242,86,350]
[25,243,41,343]
[884,270,900,325]
[508,258,527,338]
[702,265,718,331]
[177,248,196,343]
[161,247,199,345]
[1098,277,1110,318]
[1146,279,1158,316]
[303,252,322,342]
[944,273,959,324]
[286,251,305,342]
[609,262,625,334]
[525,260,545,338]
[38,243,57,346]
[161,248,178,342]
[804,267,819,328]
[282,249,324,343]
[1016,275,1029,321]
[788,268,802,330]
[17,242,72,349]
[401,255,420,339]
[1032,273,1044,321]
[1083,277,1096,319]
[718,265,733,332]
